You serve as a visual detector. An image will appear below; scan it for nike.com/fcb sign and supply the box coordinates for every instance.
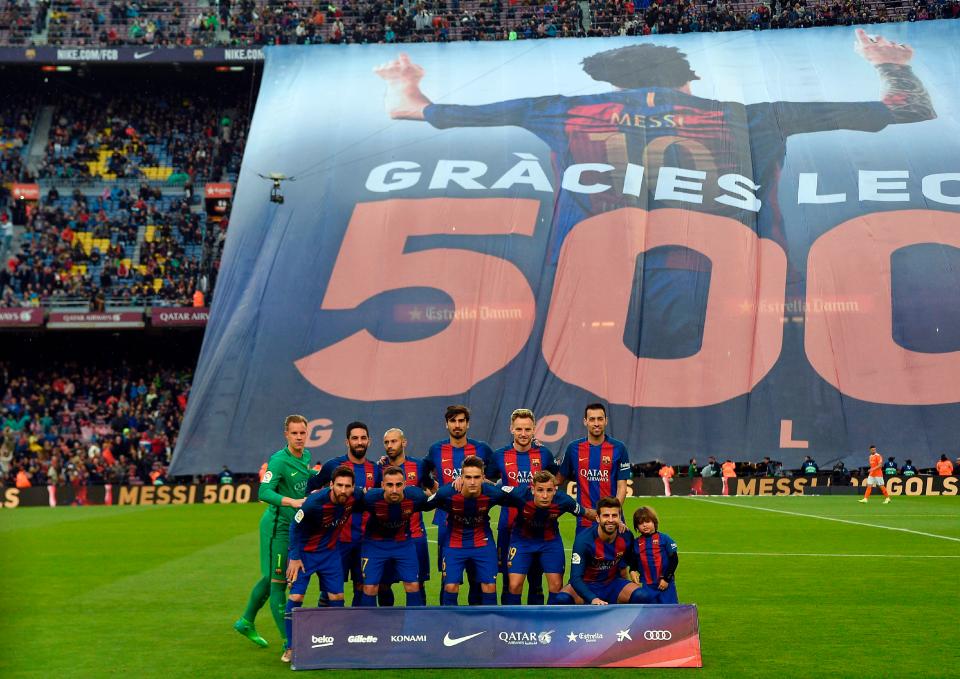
[291,605,702,669]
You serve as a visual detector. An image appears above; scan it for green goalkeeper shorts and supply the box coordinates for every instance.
[259,511,290,581]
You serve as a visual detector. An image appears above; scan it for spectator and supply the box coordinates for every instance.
[800,456,819,476]
[688,457,702,496]
[721,459,736,496]
[935,454,954,476]
[882,456,898,477]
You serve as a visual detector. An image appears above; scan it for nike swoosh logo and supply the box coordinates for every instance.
[443,631,485,647]
[291,471,299,476]
[133,51,153,59]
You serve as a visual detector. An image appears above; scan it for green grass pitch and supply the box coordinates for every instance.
[1,495,958,678]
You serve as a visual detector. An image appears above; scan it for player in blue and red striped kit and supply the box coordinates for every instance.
[283,467,364,662]
[356,466,432,607]
[501,469,596,605]
[629,505,680,604]
[558,403,631,534]
[425,405,494,605]
[427,455,514,606]
[489,408,558,605]
[316,421,382,606]
[376,427,435,606]
[557,497,644,605]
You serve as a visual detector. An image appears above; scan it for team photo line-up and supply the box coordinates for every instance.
[232,403,680,662]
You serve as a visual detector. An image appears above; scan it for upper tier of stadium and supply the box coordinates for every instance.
[0,0,956,49]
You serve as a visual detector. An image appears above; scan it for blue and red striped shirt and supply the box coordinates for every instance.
[429,483,511,548]
[361,487,431,542]
[425,438,494,527]
[569,523,635,602]
[560,436,631,528]
[632,531,678,585]
[318,454,382,543]
[503,487,582,542]
[489,444,558,532]
[378,456,431,539]
[289,487,365,559]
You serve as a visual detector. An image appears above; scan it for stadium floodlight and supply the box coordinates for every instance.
[257,172,296,204]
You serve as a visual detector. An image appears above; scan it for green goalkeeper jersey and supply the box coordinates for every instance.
[258,447,313,529]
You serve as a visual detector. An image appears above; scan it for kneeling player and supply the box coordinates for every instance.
[501,470,596,605]
[284,469,364,662]
[557,497,643,605]
[357,466,432,606]
[628,506,680,604]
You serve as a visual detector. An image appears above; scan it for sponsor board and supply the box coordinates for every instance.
[0,308,43,327]
[2,46,264,63]
[47,311,144,329]
[150,307,209,327]
[292,605,701,669]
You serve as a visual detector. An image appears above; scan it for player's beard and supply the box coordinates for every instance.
[351,443,368,459]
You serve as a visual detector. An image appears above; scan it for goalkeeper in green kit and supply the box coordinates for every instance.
[233,414,314,652]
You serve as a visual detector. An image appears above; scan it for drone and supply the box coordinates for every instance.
[257,172,296,204]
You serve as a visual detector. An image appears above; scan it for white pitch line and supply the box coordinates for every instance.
[685,497,960,543]
[683,550,960,559]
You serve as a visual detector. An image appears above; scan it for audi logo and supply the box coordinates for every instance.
[644,630,673,641]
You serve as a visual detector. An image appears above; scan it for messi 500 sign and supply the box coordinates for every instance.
[171,24,960,475]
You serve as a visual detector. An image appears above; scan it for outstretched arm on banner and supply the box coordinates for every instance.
[374,53,431,120]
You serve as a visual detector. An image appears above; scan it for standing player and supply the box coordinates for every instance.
[234,414,313,651]
[379,427,435,603]
[629,505,680,604]
[558,403,631,534]
[284,468,364,662]
[859,445,891,504]
[428,455,514,606]
[501,470,596,605]
[489,408,558,604]
[556,497,643,605]
[425,405,494,605]
[317,422,382,604]
[356,466,432,606]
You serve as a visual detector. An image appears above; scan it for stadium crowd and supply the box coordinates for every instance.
[1,89,244,308]
[3,0,958,48]
[0,359,191,492]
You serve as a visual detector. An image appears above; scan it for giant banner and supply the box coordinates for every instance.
[291,605,701,669]
[171,23,960,474]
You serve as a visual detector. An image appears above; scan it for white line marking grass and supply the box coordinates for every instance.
[685,497,960,543]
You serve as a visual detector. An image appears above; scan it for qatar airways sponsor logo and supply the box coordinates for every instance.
[580,469,610,481]
[497,630,554,646]
[506,469,534,483]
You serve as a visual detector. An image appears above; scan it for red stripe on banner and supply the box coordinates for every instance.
[600,635,703,668]
[48,485,57,507]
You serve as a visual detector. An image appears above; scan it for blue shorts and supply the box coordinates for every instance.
[383,535,431,583]
[632,581,679,604]
[507,536,566,576]
[338,540,363,584]
[585,577,634,604]
[290,549,343,596]
[442,544,498,586]
[361,540,419,586]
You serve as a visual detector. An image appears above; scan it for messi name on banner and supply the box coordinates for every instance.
[172,22,960,475]
[291,605,701,669]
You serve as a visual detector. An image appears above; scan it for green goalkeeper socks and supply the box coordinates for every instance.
[242,577,271,623]
[269,581,288,644]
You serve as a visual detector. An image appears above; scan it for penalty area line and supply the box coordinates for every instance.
[684,497,960,543]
